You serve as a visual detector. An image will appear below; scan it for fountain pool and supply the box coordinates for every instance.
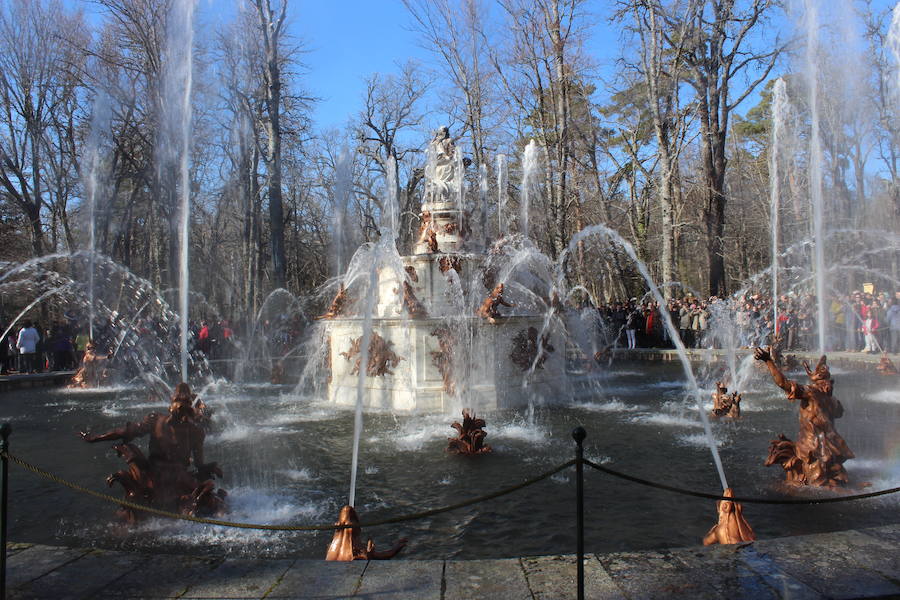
[4,361,899,560]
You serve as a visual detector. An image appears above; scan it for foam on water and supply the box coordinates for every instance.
[677,432,724,448]
[132,485,330,547]
[866,390,900,405]
[58,385,136,395]
[278,468,316,482]
[207,422,287,443]
[364,466,379,475]
[492,420,551,445]
[574,399,646,413]
[367,418,448,452]
[630,413,700,428]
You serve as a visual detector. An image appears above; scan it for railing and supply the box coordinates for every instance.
[1,424,898,600]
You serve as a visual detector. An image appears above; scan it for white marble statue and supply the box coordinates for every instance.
[424,126,457,204]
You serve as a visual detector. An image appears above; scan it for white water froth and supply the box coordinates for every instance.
[58,385,137,395]
[574,399,645,413]
[278,468,316,482]
[365,466,379,475]
[866,390,900,405]
[492,420,551,445]
[208,422,288,443]
[677,432,724,448]
[134,485,328,545]
[630,413,701,428]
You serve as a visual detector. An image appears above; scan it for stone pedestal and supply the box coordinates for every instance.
[327,315,564,412]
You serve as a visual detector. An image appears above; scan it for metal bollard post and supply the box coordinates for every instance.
[0,423,11,600]
[572,426,586,600]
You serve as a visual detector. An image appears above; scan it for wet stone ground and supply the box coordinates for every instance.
[6,523,900,599]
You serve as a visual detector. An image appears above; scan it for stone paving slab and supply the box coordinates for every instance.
[267,560,366,599]
[352,559,443,600]
[5,526,900,599]
[521,555,625,600]
[667,543,818,600]
[10,547,145,600]
[749,532,900,600]
[443,558,531,600]
[180,558,295,599]
[95,553,223,599]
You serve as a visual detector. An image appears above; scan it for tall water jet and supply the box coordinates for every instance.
[479,162,489,249]
[803,0,827,353]
[564,225,729,491]
[349,155,401,507]
[890,4,900,88]
[497,154,508,236]
[159,0,196,380]
[332,149,353,275]
[82,94,110,340]
[769,78,788,331]
[520,140,540,238]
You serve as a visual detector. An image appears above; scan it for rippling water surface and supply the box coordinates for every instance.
[6,361,899,559]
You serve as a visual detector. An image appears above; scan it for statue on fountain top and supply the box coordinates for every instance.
[424,126,458,205]
[754,347,854,488]
[325,505,407,561]
[80,382,226,521]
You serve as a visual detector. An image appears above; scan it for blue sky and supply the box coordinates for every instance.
[68,0,900,133]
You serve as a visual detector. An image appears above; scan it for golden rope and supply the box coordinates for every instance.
[2,451,574,530]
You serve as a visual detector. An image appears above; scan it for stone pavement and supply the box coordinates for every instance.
[6,524,900,599]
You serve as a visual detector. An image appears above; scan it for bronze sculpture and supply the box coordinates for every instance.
[702,488,755,545]
[400,281,428,318]
[69,342,112,388]
[417,211,439,253]
[80,382,226,521]
[318,284,350,320]
[447,409,492,455]
[341,332,404,377]
[876,353,898,375]
[754,347,854,488]
[430,326,455,395]
[438,255,462,274]
[710,381,741,418]
[476,283,513,323]
[325,505,407,561]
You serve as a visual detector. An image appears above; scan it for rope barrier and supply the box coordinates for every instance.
[583,459,900,505]
[6,446,898,534]
[2,451,574,530]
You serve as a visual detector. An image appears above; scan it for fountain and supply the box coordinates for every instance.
[318,127,565,412]
[2,0,900,568]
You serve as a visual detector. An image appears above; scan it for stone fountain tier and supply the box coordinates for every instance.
[413,200,468,255]
[326,315,565,411]
[375,251,481,318]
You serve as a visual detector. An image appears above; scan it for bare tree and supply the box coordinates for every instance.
[675,0,780,295]
[251,0,290,289]
[615,0,695,293]
[403,0,496,166]
[355,62,431,249]
[0,0,87,257]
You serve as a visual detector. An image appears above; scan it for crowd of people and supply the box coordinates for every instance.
[2,288,897,377]
[0,313,308,377]
[594,288,900,354]
[0,320,89,374]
